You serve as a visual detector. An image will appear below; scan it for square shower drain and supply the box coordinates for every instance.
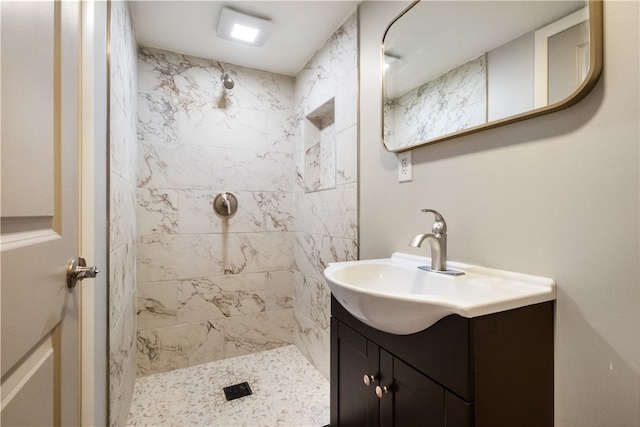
[223,382,253,401]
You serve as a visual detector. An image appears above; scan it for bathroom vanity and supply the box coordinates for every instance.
[330,296,554,427]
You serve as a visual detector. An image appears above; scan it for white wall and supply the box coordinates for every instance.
[487,32,534,121]
[359,2,640,425]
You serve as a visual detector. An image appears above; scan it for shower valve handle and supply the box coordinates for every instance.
[213,192,238,217]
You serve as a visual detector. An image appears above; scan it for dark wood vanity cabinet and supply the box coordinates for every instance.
[330,296,554,427]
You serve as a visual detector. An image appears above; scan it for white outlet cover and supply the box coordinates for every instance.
[398,151,412,182]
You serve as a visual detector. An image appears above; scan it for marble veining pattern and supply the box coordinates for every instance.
[110,1,138,425]
[385,55,487,149]
[136,188,178,235]
[127,345,329,427]
[110,296,137,408]
[137,45,298,376]
[137,271,294,333]
[177,271,294,323]
[291,11,359,380]
[137,140,226,190]
[136,9,358,380]
[294,312,331,382]
[136,320,226,376]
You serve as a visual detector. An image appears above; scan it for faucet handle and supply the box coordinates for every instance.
[421,209,447,234]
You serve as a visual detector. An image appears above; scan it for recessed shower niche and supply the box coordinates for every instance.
[305,98,336,192]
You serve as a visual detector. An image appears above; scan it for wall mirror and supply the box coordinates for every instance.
[382,1,603,152]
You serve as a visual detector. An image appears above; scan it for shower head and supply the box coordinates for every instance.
[217,62,235,91]
[221,73,235,90]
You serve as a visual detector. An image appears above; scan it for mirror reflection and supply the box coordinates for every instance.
[383,1,602,151]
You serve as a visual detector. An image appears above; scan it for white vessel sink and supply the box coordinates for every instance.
[324,252,556,335]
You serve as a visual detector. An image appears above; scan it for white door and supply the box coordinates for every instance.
[548,20,590,104]
[1,1,84,425]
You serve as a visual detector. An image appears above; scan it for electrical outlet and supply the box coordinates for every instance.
[397,151,413,182]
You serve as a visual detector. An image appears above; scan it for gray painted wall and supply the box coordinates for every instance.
[359,2,640,425]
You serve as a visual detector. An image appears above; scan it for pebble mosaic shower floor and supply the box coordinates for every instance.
[127,345,330,427]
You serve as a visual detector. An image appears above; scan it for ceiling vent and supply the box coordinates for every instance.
[216,7,273,47]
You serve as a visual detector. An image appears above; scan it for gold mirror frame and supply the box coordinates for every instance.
[382,1,603,152]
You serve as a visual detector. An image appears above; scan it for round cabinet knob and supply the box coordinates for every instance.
[363,374,376,386]
[375,385,389,398]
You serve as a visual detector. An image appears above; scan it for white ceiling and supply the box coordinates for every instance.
[130,1,361,76]
[384,1,586,98]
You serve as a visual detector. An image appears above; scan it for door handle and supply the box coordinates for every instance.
[67,257,99,288]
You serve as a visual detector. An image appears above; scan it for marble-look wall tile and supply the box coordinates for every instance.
[136,321,226,376]
[110,1,138,425]
[295,183,358,241]
[305,141,322,192]
[335,68,358,134]
[135,11,357,379]
[294,274,331,334]
[222,309,295,358]
[110,96,137,182]
[292,11,359,379]
[265,270,296,310]
[110,296,136,405]
[386,55,486,149]
[267,112,296,154]
[177,271,294,324]
[110,339,137,427]
[137,281,178,330]
[136,234,225,283]
[319,124,336,190]
[136,309,294,377]
[327,13,358,80]
[294,311,331,380]
[178,190,294,234]
[295,14,358,118]
[110,0,137,120]
[137,47,294,117]
[336,125,358,185]
[136,188,178,235]
[221,66,294,114]
[138,140,225,190]
[136,46,297,376]
[178,107,268,151]
[294,233,357,282]
[137,232,293,285]
[177,276,262,323]
[136,91,179,144]
[225,232,294,274]
[110,239,136,331]
[224,149,294,192]
[110,172,137,250]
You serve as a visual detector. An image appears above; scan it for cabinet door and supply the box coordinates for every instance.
[332,320,380,427]
[379,350,446,427]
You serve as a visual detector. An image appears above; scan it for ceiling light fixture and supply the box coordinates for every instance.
[231,23,259,43]
[217,7,273,47]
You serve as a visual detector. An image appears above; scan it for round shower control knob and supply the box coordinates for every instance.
[363,374,376,386]
[213,192,238,217]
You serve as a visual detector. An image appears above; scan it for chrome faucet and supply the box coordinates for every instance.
[410,209,463,275]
